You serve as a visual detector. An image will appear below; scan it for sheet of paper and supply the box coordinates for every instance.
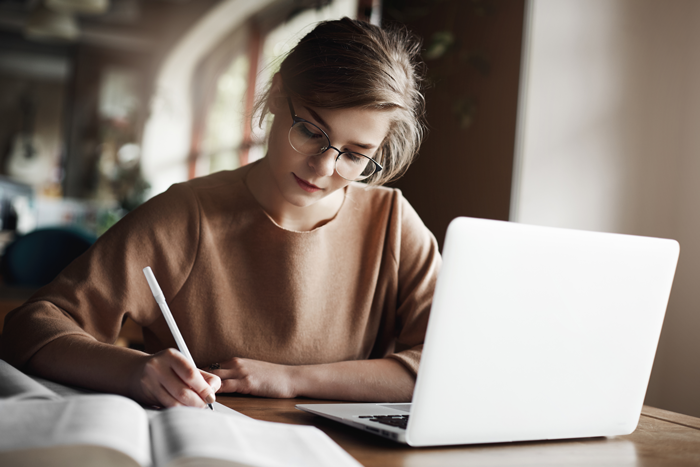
[0,395,152,467]
[151,407,362,467]
[211,401,251,419]
[0,359,62,401]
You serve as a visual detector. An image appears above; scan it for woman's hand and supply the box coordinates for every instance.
[27,336,222,408]
[212,357,415,402]
[213,357,297,399]
[131,348,221,408]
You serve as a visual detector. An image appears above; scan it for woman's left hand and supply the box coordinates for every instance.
[210,357,415,402]
[212,357,298,398]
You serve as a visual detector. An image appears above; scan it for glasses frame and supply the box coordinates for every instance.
[286,97,383,181]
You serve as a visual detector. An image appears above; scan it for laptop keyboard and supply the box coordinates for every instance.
[359,415,409,430]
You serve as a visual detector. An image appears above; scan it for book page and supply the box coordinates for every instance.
[211,401,251,419]
[0,395,152,467]
[151,407,362,467]
[0,359,61,401]
[143,402,251,424]
[31,374,99,397]
[0,444,142,467]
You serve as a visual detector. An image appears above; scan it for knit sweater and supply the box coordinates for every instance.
[0,163,441,375]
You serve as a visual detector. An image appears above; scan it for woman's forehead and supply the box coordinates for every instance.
[302,104,394,146]
[304,105,395,140]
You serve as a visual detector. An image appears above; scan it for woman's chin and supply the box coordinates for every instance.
[283,192,324,208]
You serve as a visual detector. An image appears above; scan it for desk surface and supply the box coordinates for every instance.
[217,396,700,466]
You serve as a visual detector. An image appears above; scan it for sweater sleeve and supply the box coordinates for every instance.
[0,183,201,369]
[386,193,441,375]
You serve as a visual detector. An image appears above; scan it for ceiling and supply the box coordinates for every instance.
[0,0,218,52]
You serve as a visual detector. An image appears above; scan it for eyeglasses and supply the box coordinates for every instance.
[286,97,383,181]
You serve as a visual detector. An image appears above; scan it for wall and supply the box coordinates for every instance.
[512,0,700,417]
[384,0,526,248]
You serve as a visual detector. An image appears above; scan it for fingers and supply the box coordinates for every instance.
[213,358,296,398]
[201,371,222,395]
[218,372,250,394]
[171,357,218,405]
[211,358,251,394]
[140,349,219,408]
[142,372,189,408]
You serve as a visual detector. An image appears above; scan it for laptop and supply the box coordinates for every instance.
[297,217,679,446]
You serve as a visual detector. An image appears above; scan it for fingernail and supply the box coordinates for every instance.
[205,393,216,404]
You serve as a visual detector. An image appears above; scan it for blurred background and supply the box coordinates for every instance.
[0,0,699,419]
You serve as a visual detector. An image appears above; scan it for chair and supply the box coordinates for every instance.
[0,227,97,288]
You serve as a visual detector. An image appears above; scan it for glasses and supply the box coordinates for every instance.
[286,97,383,181]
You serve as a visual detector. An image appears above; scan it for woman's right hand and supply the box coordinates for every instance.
[131,348,221,408]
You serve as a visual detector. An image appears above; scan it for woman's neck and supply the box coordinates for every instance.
[245,159,346,232]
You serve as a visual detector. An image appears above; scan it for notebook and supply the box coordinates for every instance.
[0,360,362,467]
[297,217,680,446]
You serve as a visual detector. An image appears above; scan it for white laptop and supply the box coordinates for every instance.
[297,217,679,446]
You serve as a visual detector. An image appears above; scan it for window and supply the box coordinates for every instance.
[192,0,358,178]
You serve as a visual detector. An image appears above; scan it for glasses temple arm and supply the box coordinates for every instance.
[286,97,296,117]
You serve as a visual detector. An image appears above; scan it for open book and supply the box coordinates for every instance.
[0,360,361,467]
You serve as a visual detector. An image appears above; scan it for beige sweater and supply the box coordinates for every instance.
[0,164,441,375]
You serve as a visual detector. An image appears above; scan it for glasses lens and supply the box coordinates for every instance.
[336,152,376,181]
[289,121,327,156]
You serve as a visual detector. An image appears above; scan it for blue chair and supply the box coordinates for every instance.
[0,227,97,288]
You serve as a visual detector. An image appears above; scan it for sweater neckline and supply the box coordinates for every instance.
[241,161,349,234]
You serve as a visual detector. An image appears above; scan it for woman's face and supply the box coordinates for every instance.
[264,97,393,209]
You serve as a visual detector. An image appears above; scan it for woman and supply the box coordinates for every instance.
[0,18,440,408]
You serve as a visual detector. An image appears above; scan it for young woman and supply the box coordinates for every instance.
[0,18,440,409]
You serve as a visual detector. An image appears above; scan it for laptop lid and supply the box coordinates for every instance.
[405,217,679,446]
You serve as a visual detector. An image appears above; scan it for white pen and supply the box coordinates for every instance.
[142,266,214,410]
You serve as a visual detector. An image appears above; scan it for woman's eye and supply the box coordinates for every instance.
[300,123,323,139]
[345,153,364,163]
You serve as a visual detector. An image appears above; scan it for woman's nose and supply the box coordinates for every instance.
[308,149,337,177]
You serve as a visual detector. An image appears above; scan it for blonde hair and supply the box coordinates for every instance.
[255,17,426,186]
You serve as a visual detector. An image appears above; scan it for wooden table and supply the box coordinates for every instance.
[217,396,700,466]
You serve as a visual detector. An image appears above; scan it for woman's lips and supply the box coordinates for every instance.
[293,173,321,193]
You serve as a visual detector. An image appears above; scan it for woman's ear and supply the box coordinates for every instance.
[268,73,285,116]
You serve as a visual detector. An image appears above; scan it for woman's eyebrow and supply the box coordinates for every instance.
[302,105,378,150]
[303,106,330,130]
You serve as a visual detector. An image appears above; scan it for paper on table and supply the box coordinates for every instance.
[0,359,62,401]
[211,401,251,419]
[0,395,152,467]
[151,407,363,467]
[0,360,360,467]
